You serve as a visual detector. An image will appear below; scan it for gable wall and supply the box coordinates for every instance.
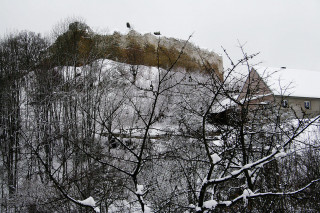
[238,68,273,102]
[275,96,320,118]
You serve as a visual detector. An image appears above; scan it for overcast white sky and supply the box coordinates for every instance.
[1,0,320,70]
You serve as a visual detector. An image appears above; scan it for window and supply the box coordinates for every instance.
[304,101,311,109]
[281,100,288,108]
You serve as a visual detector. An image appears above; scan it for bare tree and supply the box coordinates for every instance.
[1,24,320,213]
[177,46,320,213]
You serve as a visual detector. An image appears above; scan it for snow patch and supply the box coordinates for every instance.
[231,170,238,176]
[203,200,218,209]
[136,185,144,195]
[211,153,221,164]
[202,177,208,185]
[243,163,253,169]
[189,204,196,208]
[77,196,100,212]
[94,207,100,213]
[78,196,96,206]
[242,189,254,206]
[144,205,151,213]
[243,189,253,197]
[275,150,286,158]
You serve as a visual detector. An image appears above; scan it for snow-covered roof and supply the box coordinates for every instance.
[254,66,320,98]
[211,95,238,113]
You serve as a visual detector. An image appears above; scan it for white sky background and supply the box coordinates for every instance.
[1,0,320,70]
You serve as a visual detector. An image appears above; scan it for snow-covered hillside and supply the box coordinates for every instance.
[56,58,219,139]
[2,55,320,212]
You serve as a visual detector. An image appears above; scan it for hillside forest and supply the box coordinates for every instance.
[0,20,320,213]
